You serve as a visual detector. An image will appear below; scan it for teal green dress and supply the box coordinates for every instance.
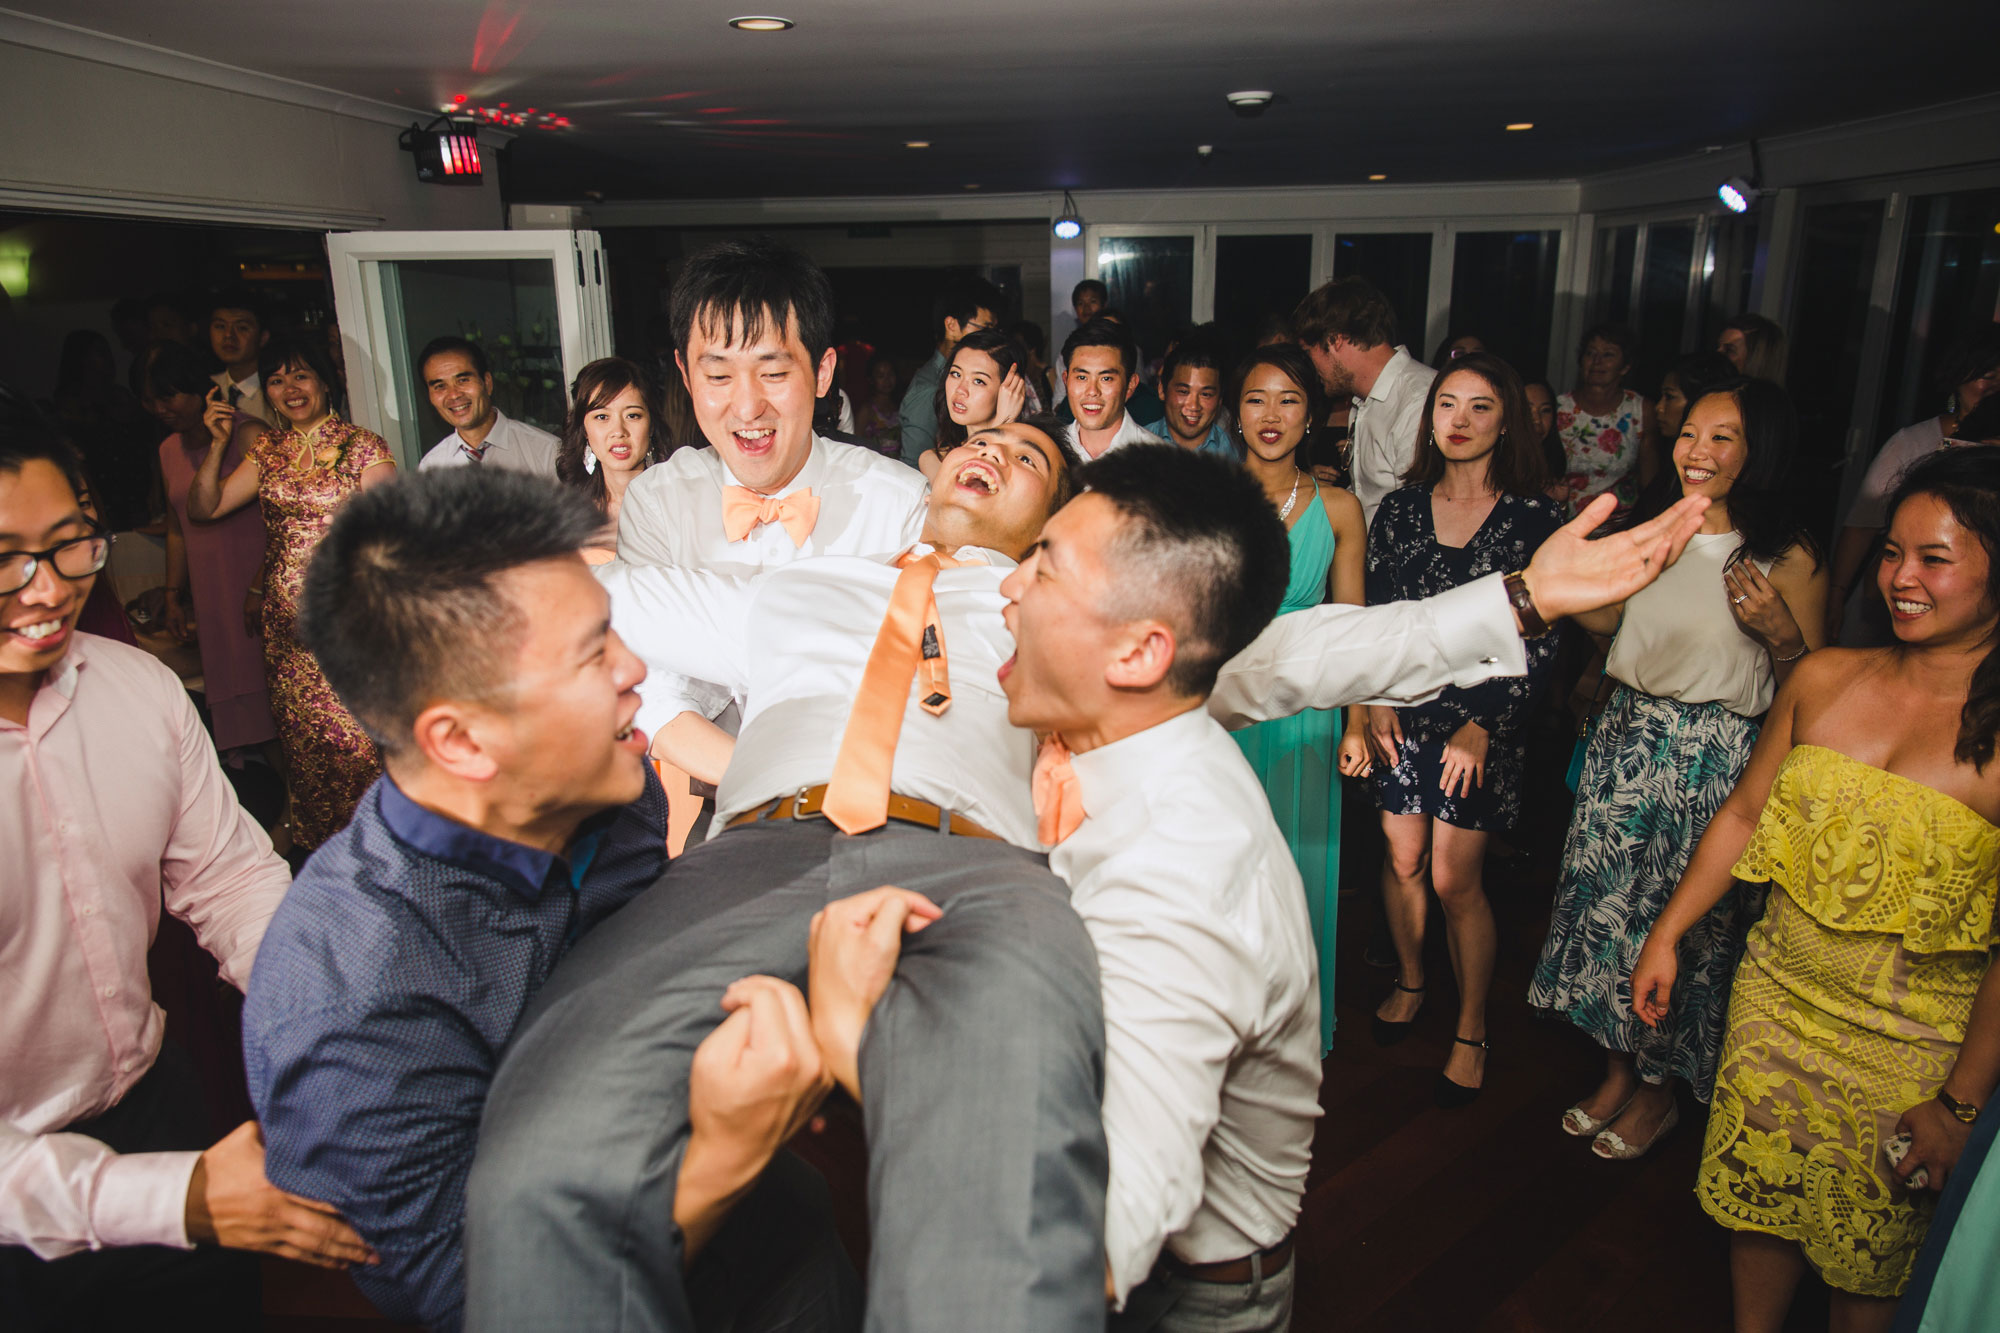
[1234,488,1342,1053]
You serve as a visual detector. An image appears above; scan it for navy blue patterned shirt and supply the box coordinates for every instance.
[243,771,667,1331]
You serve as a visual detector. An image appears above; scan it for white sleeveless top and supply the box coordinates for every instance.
[1605,531,1776,716]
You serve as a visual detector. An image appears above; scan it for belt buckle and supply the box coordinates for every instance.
[790,785,827,821]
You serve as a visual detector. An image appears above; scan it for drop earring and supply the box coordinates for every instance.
[584,449,597,475]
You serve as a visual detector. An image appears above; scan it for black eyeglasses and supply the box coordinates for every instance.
[0,532,110,597]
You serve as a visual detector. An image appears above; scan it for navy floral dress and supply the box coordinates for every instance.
[1366,485,1564,830]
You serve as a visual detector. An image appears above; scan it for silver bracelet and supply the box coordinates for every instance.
[1774,643,1809,664]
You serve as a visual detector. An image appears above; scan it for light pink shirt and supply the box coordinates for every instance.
[1,633,289,1258]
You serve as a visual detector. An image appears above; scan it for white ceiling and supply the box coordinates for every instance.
[18,0,1996,202]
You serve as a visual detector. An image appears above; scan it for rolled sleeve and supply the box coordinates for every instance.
[159,683,288,990]
[1208,574,1526,730]
[0,1118,197,1258]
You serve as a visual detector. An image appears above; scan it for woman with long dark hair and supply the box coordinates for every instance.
[1227,342,1370,1054]
[919,327,1029,481]
[1531,378,1826,1161]
[1632,444,2000,1331]
[555,357,665,562]
[1364,351,1564,1106]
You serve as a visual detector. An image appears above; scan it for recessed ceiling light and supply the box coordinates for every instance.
[904,140,929,148]
[728,15,794,31]
[1225,90,1272,108]
[1505,122,1534,132]
[1368,174,1387,182]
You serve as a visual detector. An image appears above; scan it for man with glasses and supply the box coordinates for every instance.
[0,413,369,1332]
[898,274,1003,467]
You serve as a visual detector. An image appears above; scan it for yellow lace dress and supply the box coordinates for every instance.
[1697,745,2000,1296]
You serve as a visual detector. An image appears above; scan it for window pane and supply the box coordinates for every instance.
[1214,234,1312,350]
[1876,187,2000,443]
[1332,232,1432,359]
[1789,200,1884,539]
[387,257,566,443]
[1096,235,1194,364]
[1591,225,1638,326]
[1447,229,1562,379]
[1634,222,1696,394]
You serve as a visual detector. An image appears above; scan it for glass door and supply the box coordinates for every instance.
[327,230,613,469]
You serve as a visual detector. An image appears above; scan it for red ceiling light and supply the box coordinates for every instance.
[399,116,484,186]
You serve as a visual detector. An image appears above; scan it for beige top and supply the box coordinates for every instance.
[1606,530,1775,716]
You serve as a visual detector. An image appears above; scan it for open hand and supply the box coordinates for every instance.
[184,1122,374,1269]
[807,886,942,1099]
[1439,720,1488,798]
[1522,492,1710,624]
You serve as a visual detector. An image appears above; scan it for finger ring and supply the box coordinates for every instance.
[1732,595,1746,604]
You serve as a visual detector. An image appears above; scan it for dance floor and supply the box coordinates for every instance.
[263,730,1832,1331]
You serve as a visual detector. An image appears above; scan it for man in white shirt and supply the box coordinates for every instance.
[803,447,1711,1330]
[1293,277,1435,526]
[0,415,369,1331]
[468,420,1709,1330]
[207,288,273,427]
[612,238,928,788]
[414,336,561,476]
[1050,277,1109,412]
[1064,317,1166,460]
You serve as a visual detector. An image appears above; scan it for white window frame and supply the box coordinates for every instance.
[326,230,612,469]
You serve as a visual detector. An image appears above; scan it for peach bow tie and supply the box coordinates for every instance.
[721,485,820,546]
[821,548,979,836]
[1032,734,1086,846]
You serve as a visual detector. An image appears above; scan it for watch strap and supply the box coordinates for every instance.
[1937,1087,1980,1124]
[1504,571,1550,638]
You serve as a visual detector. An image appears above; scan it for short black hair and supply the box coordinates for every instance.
[1160,333,1226,386]
[207,285,266,327]
[417,334,490,381]
[671,237,836,367]
[258,331,344,401]
[931,273,1004,344]
[1077,445,1289,697]
[298,469,604,757]
[1071,279,1108,307]
[0,391,89,504]
[1062,316,1138,379]
[1576,321,1639,367]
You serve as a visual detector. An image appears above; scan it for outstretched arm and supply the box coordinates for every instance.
[595,561,757,728]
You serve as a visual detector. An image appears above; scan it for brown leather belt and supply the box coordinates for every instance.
[1170,1233,1295,1285]
[724,784,1000,841]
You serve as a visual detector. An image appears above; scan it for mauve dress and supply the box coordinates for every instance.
[160,421,278,752]
[250,417,391,849]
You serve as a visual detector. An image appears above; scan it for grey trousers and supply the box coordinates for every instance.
[464,818,1108,1333]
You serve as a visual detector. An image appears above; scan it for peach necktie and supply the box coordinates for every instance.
[821,548,972,835]
[721,485,820,546]
[1032,734,1086,845]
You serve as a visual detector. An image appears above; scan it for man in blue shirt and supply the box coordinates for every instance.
[242,470,848,1331]
[897,274,1001,468]
[1140,335,1239,460]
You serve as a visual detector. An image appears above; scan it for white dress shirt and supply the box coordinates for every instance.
[1055,706,1320,1303]
[2,634,289,1258]
[211,369,273,428]
[1349,347,1435,527]
[597,546,1038,844]
[417,410,561,476]
[612,436,928,736]
[1065,411,1165,461]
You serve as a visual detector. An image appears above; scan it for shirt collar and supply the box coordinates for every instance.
[719,434,828,499]
[1365,347,1416,405]
[376,775,607,901]
[1065,705,1211,823]
[456,409,510,452]
[3,633,88,738]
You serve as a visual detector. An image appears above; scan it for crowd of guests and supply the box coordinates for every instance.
[6,235,2000,1333]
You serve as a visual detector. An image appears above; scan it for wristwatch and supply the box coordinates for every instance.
[1504,571,1550,638]
[1937,1087,1980,1124]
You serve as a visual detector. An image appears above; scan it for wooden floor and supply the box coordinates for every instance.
[265,733,1836,1331]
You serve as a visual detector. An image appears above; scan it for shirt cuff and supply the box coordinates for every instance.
[92,1150,200,1250]
[1426,574,1528,687]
